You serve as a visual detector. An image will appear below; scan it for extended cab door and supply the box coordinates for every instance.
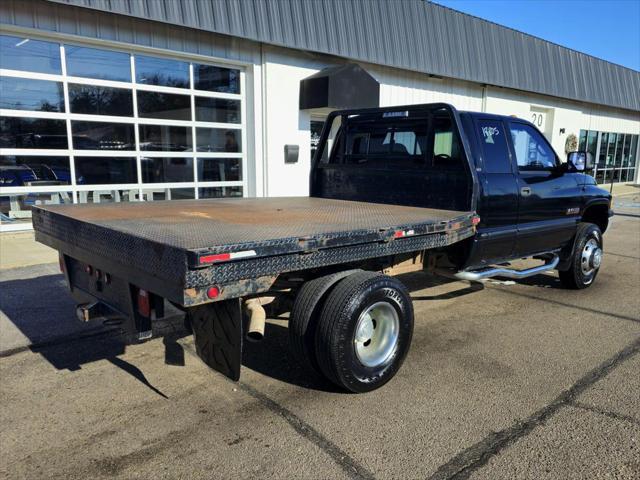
[506,121,580,256]
[466,116,519,265]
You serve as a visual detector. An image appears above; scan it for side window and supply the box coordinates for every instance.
[430,113,463,168]
[509,123,557,171]
[478,120,511,174]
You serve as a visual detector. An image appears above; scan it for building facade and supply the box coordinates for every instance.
[1,0,639,231]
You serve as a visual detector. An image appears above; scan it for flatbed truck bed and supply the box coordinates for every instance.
[33,197,476,306]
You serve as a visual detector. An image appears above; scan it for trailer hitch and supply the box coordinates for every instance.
[76,301,123,323]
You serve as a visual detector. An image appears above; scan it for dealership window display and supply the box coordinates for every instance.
[0,33,246,230]
[579,129,638,184]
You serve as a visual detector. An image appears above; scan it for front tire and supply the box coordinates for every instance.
[559,223,603,289]
[315,271,414,393]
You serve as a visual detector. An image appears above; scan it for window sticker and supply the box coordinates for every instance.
[482,125,500,144]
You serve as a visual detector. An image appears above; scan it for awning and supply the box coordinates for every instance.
[299,63,380,110]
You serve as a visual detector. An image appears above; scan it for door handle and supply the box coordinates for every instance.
[520,187,532,196]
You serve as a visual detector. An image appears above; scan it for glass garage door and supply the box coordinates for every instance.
[0,33,246,231]
[579,129,639,185]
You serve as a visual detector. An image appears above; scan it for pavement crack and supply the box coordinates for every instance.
[239,381,376,480]
[427,336,640,480]
[180,340,375,480]
[606,251,640,260]
[570,400,640,427]
[489,286,640,325]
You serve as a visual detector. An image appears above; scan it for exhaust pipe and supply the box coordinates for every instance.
[244,297,275,342]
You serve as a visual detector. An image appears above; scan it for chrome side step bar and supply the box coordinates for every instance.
[449,255,560,281]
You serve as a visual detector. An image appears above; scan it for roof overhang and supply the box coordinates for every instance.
[299,64,380,110]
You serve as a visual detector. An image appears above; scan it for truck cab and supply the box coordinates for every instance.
[459,111,612,270]
[311,103,612,285]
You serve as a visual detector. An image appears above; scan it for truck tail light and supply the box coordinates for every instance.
[472,215,481,226]
[207,286,220,299]
[198,249,257,266]
[137,289,151,317]
[393,229,415,239]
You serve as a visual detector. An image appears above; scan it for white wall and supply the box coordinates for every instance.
[260,46,640,194]
[261,46,337,196]
[368,64,484,111]
[484,86,640,166]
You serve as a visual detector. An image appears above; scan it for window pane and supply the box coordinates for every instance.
[76,189,136,203]
[622,134,632,167]
[0,35,61,74]
[607,133,617,166]
[74,157,137,184]
[141,157,194,183]
[71,121,134,150]
[199,186,242,198]
[629,136,638,168]
[0,77,64,112]
[141,188,195,201]
[197,158,241,181]
[68,84,133,116]
[510,123,557,170]
[195,97,241,123]
[597,132,608,168]
[0,117,67,149]
[65,45,130,82]
[193,64,240,93]
[135,55,189,88]
[196,128,241,152]
[430,113,463,169]
[1,191,72,225]
[139,125,192,151]
[1,156,71,186]
[578,129,587,151]
[137,91,191,120]
[586,131,598,159]
[614,134,624,166]
[478,120,510,174]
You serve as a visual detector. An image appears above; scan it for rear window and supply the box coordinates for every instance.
[477,119,511,174]
[341,121,427,169]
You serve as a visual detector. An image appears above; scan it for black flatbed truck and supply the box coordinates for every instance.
[33,103,612,392]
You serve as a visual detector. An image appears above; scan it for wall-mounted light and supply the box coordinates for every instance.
[559,128,566,134]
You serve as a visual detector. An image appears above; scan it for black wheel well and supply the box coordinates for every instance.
[582,204,609,233]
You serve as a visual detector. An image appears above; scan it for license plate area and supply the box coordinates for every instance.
[66,256,133,317]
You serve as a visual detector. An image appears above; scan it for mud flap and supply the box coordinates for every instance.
[188,299,242,381]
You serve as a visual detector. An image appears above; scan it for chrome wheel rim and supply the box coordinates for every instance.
[581,238,602,276]
[354,301,400,368]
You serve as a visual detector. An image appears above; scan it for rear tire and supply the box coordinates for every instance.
[315,271,414,393]
[558,223,603,289]
[289,270,360,374]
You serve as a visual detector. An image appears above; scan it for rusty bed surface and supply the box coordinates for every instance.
[35,197,470,250]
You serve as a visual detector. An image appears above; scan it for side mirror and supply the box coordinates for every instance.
[567,151,594,172]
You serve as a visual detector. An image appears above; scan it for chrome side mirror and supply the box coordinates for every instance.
[567,151,594,172]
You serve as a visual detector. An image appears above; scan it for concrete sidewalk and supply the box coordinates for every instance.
[0,231,58,270]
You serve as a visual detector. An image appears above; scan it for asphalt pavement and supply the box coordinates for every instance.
[0,194,638,479]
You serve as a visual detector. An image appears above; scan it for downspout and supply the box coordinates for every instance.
[260,43,269,197]
[481,85,488,113]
